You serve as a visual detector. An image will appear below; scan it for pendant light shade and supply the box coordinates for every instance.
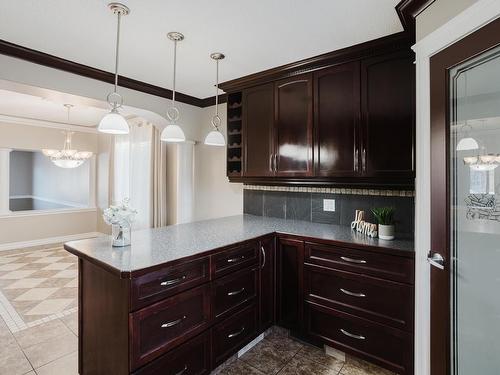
[99,3,130,135]
[204,53,226,147]
[456,136,479,151]
[204,129,226,146]
[98,108,129,134]
[161,124,186,142]
[162,32,186,143]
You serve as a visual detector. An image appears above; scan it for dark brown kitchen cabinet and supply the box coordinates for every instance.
[259,236,275,330]
[361,51,415,180]
[243,84,274,177]
[276,237,303,331]
[274,74,314,177]
[314,61,361,177]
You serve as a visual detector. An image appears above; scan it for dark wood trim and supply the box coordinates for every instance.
[199,94,228,108]
[395,0,436,35]
[228,176,414,189]
[220,32,412,93]
[429,16,500,375]
[0,38,204,107]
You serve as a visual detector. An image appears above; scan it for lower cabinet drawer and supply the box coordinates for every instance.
[304,264,413,331]
[133,332,211,375]
[130,285,211,370]
[212,304,258,366]
[304,302,413,375]
[213,267,258,319]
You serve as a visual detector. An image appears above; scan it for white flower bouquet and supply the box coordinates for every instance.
[103,198,137,247]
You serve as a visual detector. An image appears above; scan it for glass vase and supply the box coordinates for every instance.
[111,223,131,247]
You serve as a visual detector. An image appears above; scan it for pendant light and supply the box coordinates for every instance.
[161,32,186,142]
[98,2,130,135]
[456,71,479,151]
[204,53,226,146]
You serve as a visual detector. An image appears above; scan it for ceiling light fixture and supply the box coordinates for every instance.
[463,154,500,171]
[161,32,186,142]
[204,53,226,147]
[98,2,130,135]
[43,104,93,168]
[456,71,478,151]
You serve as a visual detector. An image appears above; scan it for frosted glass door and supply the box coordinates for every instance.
[449,44,500,375]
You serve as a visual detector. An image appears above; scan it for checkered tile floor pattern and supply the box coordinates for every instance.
[0,246,77,332]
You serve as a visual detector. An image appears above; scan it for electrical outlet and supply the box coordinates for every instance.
[323,199,335,212]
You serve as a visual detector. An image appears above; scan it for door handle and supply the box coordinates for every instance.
[260,245,266,269]
[427,251,445,270]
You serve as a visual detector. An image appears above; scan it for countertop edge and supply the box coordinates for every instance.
[65,230,414,279]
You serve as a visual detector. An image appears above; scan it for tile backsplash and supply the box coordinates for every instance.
[243,187,415,238]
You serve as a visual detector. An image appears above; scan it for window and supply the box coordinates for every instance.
[469,168,495,195]
[7,150,94,212]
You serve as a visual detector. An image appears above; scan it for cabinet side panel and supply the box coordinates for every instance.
[80,259,129,375]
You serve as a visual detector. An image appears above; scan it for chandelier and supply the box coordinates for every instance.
[463,154,500,171]
[42,104,93,168]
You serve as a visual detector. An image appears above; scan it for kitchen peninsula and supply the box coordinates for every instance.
[65,214,414,375]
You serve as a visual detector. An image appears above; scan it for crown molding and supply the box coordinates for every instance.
[220,32,412,93]
[0,39,204,108]
[396,0,436,36]
[0,113,99,133]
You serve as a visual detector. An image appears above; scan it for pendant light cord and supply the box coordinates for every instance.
[114,11,122,96]
[172,40,177,108]
[215,58,219,118]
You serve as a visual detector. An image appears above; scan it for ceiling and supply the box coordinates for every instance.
[0,89,108,127]
[0,0,404,99]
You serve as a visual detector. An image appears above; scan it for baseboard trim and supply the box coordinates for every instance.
[0,232,103,252]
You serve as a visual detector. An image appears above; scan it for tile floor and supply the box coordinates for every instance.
[0,245,395,375]
[0,245,77,332]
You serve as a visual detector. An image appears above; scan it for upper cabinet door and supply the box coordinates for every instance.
[243,84,274,177]
[274,74,314,176]
[361,52,415,180]
[314,62,361,177]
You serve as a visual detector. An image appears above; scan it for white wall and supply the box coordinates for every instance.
[193,104,243,221]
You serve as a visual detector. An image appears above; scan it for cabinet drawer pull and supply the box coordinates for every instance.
[227,287,245,296]
[340,256,367,264]
[174,365,188,375]
[227,326,245,338]
[161,315,186,328]
[227,255,245,263]
[160,275,186,286]
[340,288,366,298]
[340,328,366,340]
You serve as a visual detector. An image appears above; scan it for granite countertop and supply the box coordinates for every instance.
[64,214,414,277]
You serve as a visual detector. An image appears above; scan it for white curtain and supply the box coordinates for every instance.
[176,142,194,224]
[113,122,153,230]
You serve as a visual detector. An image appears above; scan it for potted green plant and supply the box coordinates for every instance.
[371,207,395,240]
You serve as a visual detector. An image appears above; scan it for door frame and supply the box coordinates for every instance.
[430,15,500,375]
[413,1,500,375]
